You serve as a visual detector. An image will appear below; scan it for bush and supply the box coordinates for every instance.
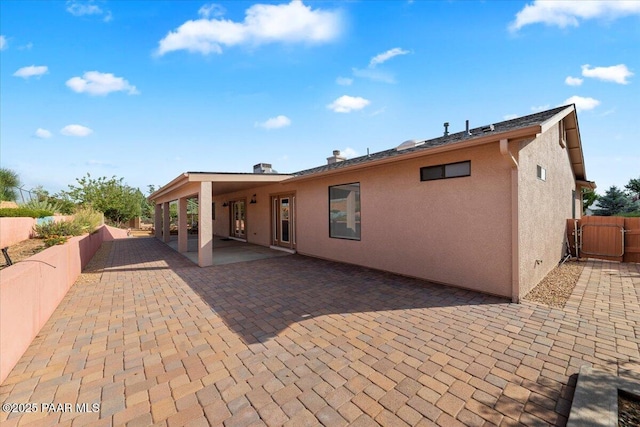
[73,206,103,234]
[618,211,640,217]
[20,198,64,214]
[0,207,53,218]
[32,207,103,247]
[34,220,83,240]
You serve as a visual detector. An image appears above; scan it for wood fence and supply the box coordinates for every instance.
[567,216,640,263]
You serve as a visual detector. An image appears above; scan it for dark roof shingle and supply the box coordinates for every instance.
[293,105,570,177]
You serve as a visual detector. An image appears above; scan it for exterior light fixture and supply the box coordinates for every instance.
[250,194,257,204]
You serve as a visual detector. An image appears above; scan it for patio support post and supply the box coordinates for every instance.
[178,197,188,253]
[162,202,171,243]
[154,204,162,240]
[198,182,213,267]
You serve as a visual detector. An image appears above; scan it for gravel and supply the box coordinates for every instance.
[522,260,584,308]
[619,390,640,427]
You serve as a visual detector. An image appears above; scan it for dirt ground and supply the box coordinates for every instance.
[0,238,46,269]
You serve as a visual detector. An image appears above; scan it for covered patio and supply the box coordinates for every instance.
[149,170,292,267]
[166,235,292,265]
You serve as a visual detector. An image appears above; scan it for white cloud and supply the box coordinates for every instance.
[565,76,583,86]
[336,76,353,86]
[18,42,33,50]
[256,115,291,129]
[327,95,370,113]
[352,67,395,84]
[198,4,225,18]
[563,95,600,111]
[13,65,48,78]
[581,64,633,84]
[0,35,6,51]
[503,114,519,120]
[530,105,550,112]
[66,0,111,21]
[342,147,358,158]
[369,47,409,68]
[34,128,52,139]
[66,71,139,95]
[510,1,640,31]
[61,124,93,137]
[156,0,342,56]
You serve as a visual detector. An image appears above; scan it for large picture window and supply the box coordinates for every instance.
[329,183,361,240]
[420,161,471,181]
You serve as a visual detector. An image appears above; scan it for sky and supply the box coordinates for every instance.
[1,0,639,198]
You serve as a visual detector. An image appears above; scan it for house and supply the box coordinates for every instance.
[149,104,595,302]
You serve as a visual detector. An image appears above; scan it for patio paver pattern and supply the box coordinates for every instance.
[1,237,639,426]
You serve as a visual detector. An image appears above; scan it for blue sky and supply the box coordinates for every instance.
[1,0,638,197]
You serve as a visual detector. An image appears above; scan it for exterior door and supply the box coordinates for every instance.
[272,194,295,249]
[230,200,246,239]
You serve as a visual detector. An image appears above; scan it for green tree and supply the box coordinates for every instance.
[61,174,146,226]
[626,176,640,201]
[593,185,631,216]
[0,168,21,201]
[582,188,598,214]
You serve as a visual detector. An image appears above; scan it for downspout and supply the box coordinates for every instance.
[500,139,520,303]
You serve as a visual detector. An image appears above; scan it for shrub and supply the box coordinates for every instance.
[21,198,64,214]
[73,206,103,234]
[0,207,53,218]
[34,220,83,241]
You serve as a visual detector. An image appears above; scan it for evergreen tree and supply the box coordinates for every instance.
[594,186,631,216]
[0,168,21,201]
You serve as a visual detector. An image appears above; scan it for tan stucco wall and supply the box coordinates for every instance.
[517,122,577,298]
[209,144,514,297]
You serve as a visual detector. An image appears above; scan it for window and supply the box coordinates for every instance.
[537,165,546,181]
[420,161,470,181]
[329,183,361,240]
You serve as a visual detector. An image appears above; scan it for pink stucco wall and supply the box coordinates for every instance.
[0,216,74,248]
[0,225,127,384]
[212,143,515,297]
[517,121,578,298]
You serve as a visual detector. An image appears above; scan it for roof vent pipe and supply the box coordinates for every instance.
[465,120,471,136]
[443,122,449,136]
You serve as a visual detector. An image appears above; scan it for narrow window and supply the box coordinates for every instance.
[537,165,546,181]
[420,161,470,181]
[329,183,361,240]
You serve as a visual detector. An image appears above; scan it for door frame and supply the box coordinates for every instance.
[229,199,247,241]
[271,193,296,250]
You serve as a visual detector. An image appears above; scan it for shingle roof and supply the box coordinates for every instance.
[293,105,571,177]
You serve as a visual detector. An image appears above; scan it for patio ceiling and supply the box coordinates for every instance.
[149,172,293,204]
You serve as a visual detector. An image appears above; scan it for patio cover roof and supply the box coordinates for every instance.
[149,172,292,204]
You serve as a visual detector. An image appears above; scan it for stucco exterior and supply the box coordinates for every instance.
[150,105,592,302]
[516,121,580,297]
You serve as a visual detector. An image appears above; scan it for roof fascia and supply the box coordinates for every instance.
[285,124,541,183]
[148,173,189,201]
[539,105,574,135]
[187,173,292,183]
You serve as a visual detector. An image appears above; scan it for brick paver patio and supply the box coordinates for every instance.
[1,237,639,426]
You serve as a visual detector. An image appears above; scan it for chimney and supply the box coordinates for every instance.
[327,150,346,165]
[253,163,273,174]
[443,122,449,136]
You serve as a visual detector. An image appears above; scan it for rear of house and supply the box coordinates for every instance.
[150,105,593,301]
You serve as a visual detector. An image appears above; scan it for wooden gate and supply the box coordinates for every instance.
[567,217,640,263]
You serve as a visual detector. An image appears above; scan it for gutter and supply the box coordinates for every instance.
[500,138,520,303]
